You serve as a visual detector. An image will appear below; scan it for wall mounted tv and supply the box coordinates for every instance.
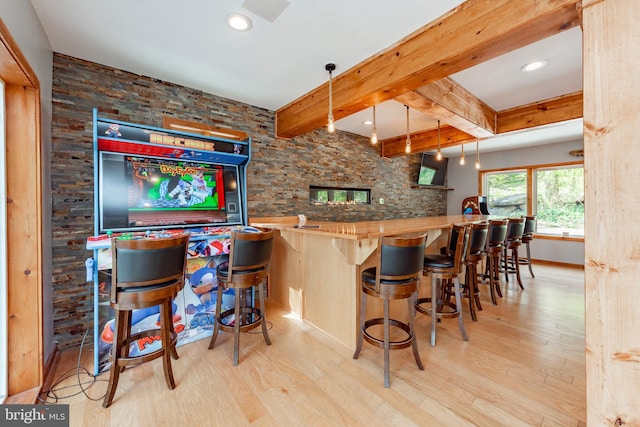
[98,152,243,233]
[417,153,449,187]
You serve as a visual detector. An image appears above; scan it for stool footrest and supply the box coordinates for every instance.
[415,297,461,319]
[111,328,178,368]
[362,318,414,350]
[216,307,264,333]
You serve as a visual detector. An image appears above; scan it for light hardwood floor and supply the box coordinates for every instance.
[45,264,585,426]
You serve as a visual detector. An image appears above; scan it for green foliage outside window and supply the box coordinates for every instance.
[484,164,584,236]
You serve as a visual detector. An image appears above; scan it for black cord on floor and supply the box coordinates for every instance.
[38,329,108,404]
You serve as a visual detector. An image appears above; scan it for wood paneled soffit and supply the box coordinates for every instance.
[275,0,581,139]
[395,77,496,138]
[381,91,583,157]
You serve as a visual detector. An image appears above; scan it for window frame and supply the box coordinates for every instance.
[308,185,371,205]
[479,160,584,241]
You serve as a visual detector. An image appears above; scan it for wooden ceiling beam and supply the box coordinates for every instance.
[395,77,496,138]
[496,90,583,133]
[275,0,581,139]
[381,125,475,158]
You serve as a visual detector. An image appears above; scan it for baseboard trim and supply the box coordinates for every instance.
[532,259,584,269]
[38,343,61,404]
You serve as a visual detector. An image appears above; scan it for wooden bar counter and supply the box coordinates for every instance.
[250,215,486,351]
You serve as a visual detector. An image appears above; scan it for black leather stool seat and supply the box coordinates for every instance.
[423,254,454,269]
[216,261,263,278]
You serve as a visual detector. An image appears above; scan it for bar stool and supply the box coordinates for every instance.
[208,228,274,365]
[353,233,427,388]
[417,225,470,346]
[519,215,536,277]
[502,217,526,290]
[482,219,508,305]
[103,234,189,408]
[459,222,488,321]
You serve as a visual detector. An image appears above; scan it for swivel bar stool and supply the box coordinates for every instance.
[353,233,427,388]
[482,219,508,305]
[417,225,470,346]
[502,217,526,290]
[209,227,274,365]
[459,222,488,321]
[519,215,537,277]
[103,234,189,408]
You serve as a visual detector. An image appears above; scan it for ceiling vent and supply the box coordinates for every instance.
[242,0,290,23]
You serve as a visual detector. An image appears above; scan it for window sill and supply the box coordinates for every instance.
[534,234,584,242]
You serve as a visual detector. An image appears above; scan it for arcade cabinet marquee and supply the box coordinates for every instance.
[88,110,253,375]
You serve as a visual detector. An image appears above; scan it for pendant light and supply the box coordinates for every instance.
[325,63,336,133]
[370,105,378,144]
[475,140,481,169]
[460,144,465,165]
[404,105,411,154]
[436,120,442,161]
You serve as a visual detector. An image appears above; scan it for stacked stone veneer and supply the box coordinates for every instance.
[51,53,447,348]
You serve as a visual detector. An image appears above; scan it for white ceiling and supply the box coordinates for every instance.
[29,0,584,155]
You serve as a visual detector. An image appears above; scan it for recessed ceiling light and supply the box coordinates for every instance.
[521,60,547,72]
[226,13,252,31]
[363,120,373,126]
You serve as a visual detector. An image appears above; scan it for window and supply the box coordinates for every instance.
[482,161,584,237]
[309,186,371,205]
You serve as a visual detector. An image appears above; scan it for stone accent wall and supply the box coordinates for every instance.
[51,53,447,348]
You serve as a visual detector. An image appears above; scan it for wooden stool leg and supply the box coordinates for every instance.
[259,281,271,345]
[493,255,503,298]
[465,264,477,322]
[208,285,224,349]
[513,247,524,290]
[526,242,535,277]
[472,264,483,312]
[408,292,424,370]
[233,288,242,366]
[159,300,176,390]
[353,287,367,359]
[503,247,510,284]
[103,310,127,408]
[487,255,497,305]
[383,300,390,388]
[452,277,469,341]
[430,277,437,347]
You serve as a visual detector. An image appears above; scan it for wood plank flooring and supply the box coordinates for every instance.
[44,264,585,426]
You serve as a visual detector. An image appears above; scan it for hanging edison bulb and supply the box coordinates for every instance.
[371,105,378,144]
[326,63,336,133]
[405,105,411,153]
[436,120,442,161]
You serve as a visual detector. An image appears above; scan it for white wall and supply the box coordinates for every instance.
[0,1,54,357]
[446,139,585,266]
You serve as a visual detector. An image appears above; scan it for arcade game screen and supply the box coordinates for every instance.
[99,152,242,232]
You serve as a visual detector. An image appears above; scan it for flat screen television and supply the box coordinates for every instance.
[417,153,448,186]
[98,152,243,232]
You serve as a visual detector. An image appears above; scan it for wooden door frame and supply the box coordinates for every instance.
[0,18,44,396]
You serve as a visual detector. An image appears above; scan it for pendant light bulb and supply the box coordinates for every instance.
[475,140,481,169]
[436,120,442,161]
[460,144,465,165]
[326,63,336,133]
[404,105,411,153]
[371,105,378,144]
